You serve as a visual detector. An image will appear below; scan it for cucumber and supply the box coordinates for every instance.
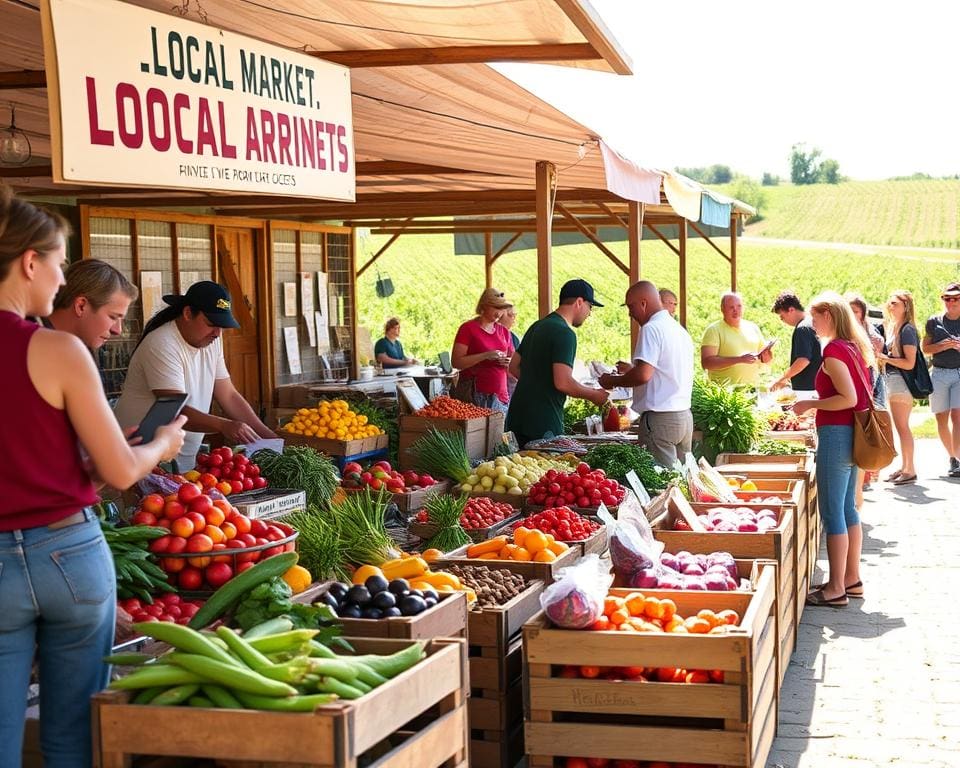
[187,552,298,630]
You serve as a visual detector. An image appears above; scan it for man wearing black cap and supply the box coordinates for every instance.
[921,282,960,477]
[506,279,609,447]
[114,281,275,470]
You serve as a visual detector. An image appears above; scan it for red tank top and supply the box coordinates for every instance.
[0,311,96,530]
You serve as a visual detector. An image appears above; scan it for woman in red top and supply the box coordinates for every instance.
[0,188,185,767]
[452,287,515,413]
[792,292,873,608]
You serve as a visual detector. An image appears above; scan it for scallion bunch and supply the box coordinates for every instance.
[407,429,471,483]
[330,487,399,566]
[282,506,350,583]
[423,493,470,553]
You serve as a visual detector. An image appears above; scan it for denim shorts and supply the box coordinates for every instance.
[930,367,960,414]
[883,370,913,401]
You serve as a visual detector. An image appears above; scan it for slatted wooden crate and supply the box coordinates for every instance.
[648,488,798,682]
[523,565,779,768]
[94,638,469,768]
[434,542,579,585]
[466,580,545,768]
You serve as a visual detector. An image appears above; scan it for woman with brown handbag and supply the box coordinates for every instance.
[792,292,875,608]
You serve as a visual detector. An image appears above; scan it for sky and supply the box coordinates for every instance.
[496,0,960,181]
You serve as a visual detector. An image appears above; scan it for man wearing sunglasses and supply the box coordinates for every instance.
[921,282,960,477]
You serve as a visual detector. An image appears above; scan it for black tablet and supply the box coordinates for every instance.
[131,393,189,443]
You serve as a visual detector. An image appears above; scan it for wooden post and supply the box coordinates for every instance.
[679,218,688,328]
[535,161,555,318]
[484,232,494,288]
[627,201,642,353]
[730,214,738,292]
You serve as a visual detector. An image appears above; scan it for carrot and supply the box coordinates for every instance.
[466,536,508,558]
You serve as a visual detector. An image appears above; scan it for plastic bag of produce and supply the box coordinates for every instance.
[540,554,613,629]
[598,496,664,583]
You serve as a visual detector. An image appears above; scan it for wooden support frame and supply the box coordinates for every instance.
[627,201,642,352]
[555,202,628,274]
[535,161,556,318]
[730,215,738,291]
[679,220,688,328]
[355,218,411,277]
[0,70,46,89]
[484,232,494,289]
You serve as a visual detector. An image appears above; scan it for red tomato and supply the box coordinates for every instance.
[141,494,165,515]
[248,465,261,477]
[177,483,202,504]
[195,453,210,467]
[208,454,224,467]
[204,562,233,588]
[234,454,248,466]
[248,518,269,537]
[565,760,589,768]
[242,477,254,491]
[235,561,256,574]
[217,446,234,460]
[163,500,186,520]
[186,533,214,553]
[253,477,267,489]
[131,510,158,527]
[230,480,243,494]
[178,566,204,591]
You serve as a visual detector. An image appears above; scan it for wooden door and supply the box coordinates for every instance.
[216,228,262,412]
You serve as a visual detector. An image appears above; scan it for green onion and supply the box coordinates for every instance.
[407,429,471,483]
[423,493,470,552]
[281,507,350,582]
[251,447,340,510]
[329,488,399,566]
[691,376,763,462]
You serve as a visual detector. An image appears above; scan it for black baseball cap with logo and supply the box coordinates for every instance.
[163,281,240,328]
[558,278,603,307]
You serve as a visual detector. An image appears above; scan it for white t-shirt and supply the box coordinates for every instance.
[114,321,229,470]
[631,310,694,413]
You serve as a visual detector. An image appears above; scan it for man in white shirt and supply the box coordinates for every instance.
[114,282,275,471]
[598,281,694,467]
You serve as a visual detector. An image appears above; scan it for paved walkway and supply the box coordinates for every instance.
[768,438,960,767]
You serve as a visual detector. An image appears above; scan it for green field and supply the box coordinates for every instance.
[730,179,960,248]
[356,232,960,375]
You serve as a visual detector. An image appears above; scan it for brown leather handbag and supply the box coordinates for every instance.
[844,344,897,471]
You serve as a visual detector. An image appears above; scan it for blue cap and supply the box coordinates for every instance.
[559,279,603,307]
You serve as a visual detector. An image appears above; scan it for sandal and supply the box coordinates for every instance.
[892,474,917,486]
[811,580,864,598]
[884,470,902,482]
[805,589,848,608]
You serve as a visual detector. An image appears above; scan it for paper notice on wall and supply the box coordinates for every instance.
[140,271,163,324]
[356,326,374,364]
[283,283,297,317]
[283,326,302,375]
[315,310,329,353]
[300,273,315,313]
[316,271,329,319]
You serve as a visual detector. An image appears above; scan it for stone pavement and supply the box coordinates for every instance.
[768,438,960,767]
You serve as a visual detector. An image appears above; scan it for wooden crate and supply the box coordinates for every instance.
[398,413,504,469]
[298,584,468,640]
[229,488,306,520]
[649,488,798,683]
[94,637,469,768]
[467,490,525,509]
[284,432,389,457]
[467,580,545,768]
[434,542,580,585]
[524,566,779,768]
[761,429,817,447]
[345,479,451,514]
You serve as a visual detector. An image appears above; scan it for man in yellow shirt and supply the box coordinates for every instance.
[700,292,773,386]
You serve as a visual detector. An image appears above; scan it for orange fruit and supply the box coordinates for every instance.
[523,530,548,553]
[510,547,532,561]
[589,616,611,631]
[659,598,677,620]
[717,609,740,626]
[499,544,518,560]
[697,609,721,628]
[533,549,557,563]
[547,540,569,555]
[603,596,625,616]
[608,607,629,626]
[512,526,530,547]
[421,548,443,562]
[643,597,665,619]
[685,617,712,634]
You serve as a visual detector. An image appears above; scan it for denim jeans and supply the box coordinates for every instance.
[0,511,115,768]
[473,390,508,415]
[815,425,860,536]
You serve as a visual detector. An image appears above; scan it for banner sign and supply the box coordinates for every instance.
[41,0,355,200]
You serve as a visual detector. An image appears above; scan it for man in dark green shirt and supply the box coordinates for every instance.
[506,280,610,446]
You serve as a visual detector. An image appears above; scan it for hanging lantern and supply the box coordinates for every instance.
[0,105,32,166]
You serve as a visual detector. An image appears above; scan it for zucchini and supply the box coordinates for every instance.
[187,552,298,630]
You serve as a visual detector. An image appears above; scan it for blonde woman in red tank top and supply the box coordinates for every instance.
[0,187,185,768]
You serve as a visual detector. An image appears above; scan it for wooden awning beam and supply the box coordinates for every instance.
[355,161,495,176]
[555,202,628,275]
[310,42,600,68]
[0,71,46,89]
[491,232,523,263]
[355,218,412,277]
[688,221,731,263]
[644,222,682,257]
[594,201,628,229]
[0,164,53,178]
